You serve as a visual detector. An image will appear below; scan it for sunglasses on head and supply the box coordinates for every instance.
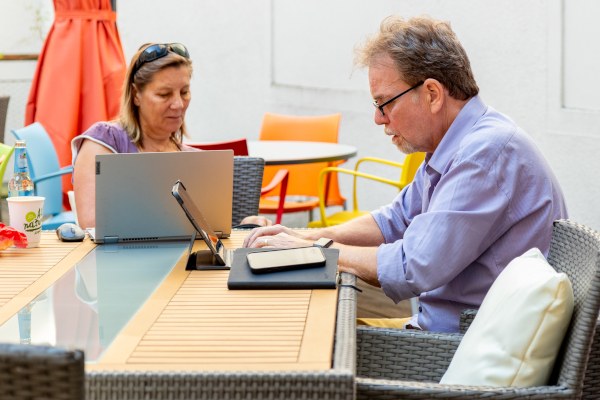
[131,43,190,77]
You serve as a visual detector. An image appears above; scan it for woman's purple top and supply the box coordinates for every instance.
[71,121,197,164]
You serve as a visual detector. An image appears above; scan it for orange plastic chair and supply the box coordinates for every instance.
[188,139,289,224]
[308,152,425,227]
[258,113,346,221]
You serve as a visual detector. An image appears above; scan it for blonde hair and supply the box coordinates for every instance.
[355,15,478,100]
[118,44,193,147]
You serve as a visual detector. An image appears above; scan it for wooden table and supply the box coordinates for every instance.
[0,232,357,399]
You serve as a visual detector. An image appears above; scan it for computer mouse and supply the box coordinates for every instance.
[56,223,86,242]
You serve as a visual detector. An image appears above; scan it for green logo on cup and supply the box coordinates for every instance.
[25,211,36,223]
[24,208,42,233]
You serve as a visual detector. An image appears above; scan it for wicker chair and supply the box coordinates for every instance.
[459,266,600,398]
[232,156,264,226]
[356,219,600,399]
[0,343,85,400]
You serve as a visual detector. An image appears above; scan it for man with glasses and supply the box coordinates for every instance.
[245,16,567,333]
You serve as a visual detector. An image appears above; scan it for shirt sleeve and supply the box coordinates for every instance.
[71,122,141,165]
[374,153,511,303]
[372,165,426,240]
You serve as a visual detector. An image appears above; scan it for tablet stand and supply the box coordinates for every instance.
[186,250,229,271]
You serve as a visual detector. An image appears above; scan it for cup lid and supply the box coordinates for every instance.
[6,196,45,202]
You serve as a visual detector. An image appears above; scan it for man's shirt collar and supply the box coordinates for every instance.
[426,95,487,174]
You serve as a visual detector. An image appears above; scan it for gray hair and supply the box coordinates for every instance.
[355,15,478,100]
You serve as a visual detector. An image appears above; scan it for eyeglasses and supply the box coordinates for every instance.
[373,81,424,116]
[131,43,190,77]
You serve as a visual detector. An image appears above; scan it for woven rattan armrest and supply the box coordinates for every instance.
[459,309,478,334]
[583,318,600,399]
[357,377,574,399]
[0,343,85,400]
[357,326,463,382]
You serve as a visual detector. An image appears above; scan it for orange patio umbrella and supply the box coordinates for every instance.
[25,0,126,207]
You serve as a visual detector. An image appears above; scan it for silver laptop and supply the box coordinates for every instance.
[93,151,233,244]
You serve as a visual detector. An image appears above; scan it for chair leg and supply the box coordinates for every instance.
[274,171,288,225]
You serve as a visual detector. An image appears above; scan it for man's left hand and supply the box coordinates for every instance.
[243,224,312,249]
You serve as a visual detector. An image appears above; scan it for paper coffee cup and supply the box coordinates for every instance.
[7,196,45,248]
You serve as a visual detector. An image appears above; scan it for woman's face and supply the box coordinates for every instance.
[134,64,191,140]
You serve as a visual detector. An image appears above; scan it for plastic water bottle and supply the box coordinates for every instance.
[8,140,34,197]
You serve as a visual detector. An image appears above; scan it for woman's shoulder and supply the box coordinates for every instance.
[84,122,138,151]
[83,121,127,140]
[72,121,138,164]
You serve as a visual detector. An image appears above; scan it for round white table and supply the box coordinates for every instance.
[247,140,357,165]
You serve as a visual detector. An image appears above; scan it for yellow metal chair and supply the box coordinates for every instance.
[308,152,425,227]
[258,112,346,222]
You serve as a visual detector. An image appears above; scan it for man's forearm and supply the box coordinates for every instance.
[304,214,384,246]
[334,243,380,286]
[302,214,383,286]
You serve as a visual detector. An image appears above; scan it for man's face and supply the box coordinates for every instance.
[369,55,434,154]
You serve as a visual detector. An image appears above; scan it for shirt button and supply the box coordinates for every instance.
[418,306,423,313]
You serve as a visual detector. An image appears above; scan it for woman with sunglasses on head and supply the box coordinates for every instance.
[71,43,196,229]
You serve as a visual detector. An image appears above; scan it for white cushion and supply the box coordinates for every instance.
[440,248,574,387]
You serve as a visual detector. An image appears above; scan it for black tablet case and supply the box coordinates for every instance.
[227,247,339,290]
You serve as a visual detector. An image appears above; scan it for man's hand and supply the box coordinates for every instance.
[243,224,312,248]
[238,215,273,227]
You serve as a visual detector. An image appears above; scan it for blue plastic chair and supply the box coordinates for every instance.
[11,122,75,229]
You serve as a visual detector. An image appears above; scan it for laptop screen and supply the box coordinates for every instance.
[94,151,233,243]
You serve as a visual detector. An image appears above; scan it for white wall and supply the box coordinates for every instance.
[3,0,600,229]
[0,0,50,144]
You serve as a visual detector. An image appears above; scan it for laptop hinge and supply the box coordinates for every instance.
[103,236,119,244]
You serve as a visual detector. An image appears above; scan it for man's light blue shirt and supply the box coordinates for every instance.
[372,95,568,332]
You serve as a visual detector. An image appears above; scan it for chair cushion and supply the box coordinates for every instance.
[440,248,574,387]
